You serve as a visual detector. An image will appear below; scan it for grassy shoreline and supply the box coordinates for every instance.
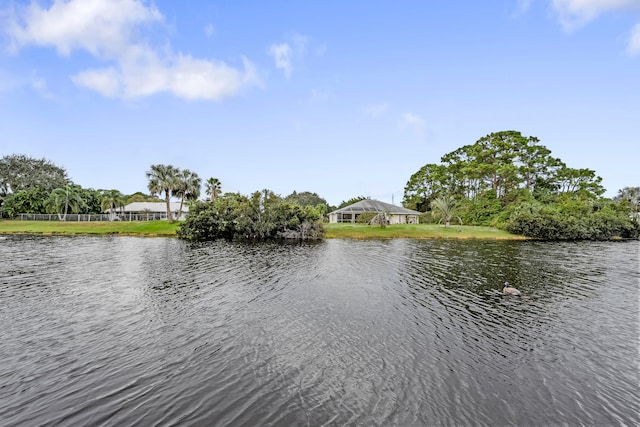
[0,220,180,237]
[0,220,527,240]
[323,223,527,240]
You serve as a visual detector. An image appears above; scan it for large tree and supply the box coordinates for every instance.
[284,191,328,207]
[146,164,180,222]
[0,154,68,196]
[404,130,606,211]
[174,169,201,219]
[402,163,448,211]
[0,187,49,218]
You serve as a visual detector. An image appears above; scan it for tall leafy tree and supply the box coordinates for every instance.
[402,163,448,211]
[205,177,222,202]
[174,169,202,219]
[405,130,606,209]
[552,164,604,198]
[0,187,50,218]
[0,154,68,196]
[284,191,328,207]
[45,184,87,220]
[146,164,180,222]
[77,187,103,214]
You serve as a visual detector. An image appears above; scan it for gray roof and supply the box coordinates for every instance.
[329,199,421,215]
[109,202,189,213]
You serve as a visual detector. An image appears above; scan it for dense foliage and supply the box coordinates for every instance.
[0,154,68,196]
[506,199,639,240]
[403,131,638,240]
[177,190,324,241]
[0,154,130,219]
[284,191,330,216]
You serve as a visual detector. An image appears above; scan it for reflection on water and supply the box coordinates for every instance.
[0,235,638,426]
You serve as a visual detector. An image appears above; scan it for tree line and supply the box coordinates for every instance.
[2,131,637,241]
[0,156,330,241]
[402,131,639,239]
[0,154,157,219]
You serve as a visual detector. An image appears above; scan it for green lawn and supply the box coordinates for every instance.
[0,220,527,240]
[0,220,180,236]
[323,223,527,240]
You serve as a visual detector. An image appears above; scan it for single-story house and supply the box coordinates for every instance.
[106,202,189,221]
[328,199,421,224]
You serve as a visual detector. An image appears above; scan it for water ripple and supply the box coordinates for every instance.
[0,235,638,426]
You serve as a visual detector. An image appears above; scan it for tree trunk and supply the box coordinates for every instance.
[177,193,185,220]
[165,191,173,222]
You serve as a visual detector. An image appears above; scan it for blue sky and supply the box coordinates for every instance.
[1,0,638,206]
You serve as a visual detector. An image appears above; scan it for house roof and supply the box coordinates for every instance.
[329,199,421,215]
[108,202,189,213]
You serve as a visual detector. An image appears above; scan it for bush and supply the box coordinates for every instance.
[177,195,325,241]
[459,192,501,226]
[418,212,435,224]
[505,209,639,240]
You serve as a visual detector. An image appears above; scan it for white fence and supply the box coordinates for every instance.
[17,213,169,221]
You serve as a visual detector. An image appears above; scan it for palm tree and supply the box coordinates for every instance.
[430,195,461,228]
[173,169,201,220]
[100,190,126,221]
[205,177,222,202]
[45,184,86,220]
[146,164,180,222]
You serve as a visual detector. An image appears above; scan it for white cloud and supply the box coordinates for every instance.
[363,103,389,118]
[268,43,292,78]
[71,67,121,97]
[628,22,640,54]
[72,51,261,100]
[399,113,427,140]
[8,0,162,56]
[551,0,640,30]
[268,32,315,78]
[6,0,260,101]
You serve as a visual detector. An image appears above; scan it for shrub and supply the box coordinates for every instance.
[177,195,324,241]
[418,212,435,224]
[505,209,639,240]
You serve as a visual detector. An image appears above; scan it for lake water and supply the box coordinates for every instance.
[0,235,638,426]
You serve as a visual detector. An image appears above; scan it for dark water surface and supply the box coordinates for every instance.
[0,236,638,426]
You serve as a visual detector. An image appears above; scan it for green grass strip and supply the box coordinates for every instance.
[0,220,527,240]
[323,223,527,240]
[0,220,180,236]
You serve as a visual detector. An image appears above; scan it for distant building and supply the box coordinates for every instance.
[328,199,421,224]
[106,202,189,221]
